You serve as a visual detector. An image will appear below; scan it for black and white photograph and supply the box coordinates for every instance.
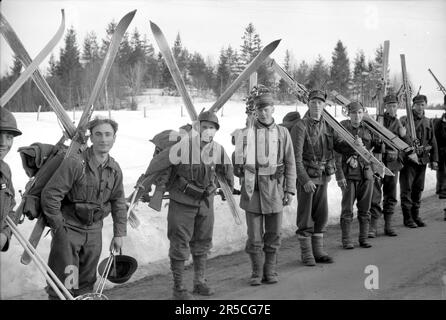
[0,0,445,310]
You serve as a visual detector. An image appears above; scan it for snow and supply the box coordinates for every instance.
[0,96,442,299]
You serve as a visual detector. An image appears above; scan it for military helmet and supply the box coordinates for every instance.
[198,110,220,130]
[97,252,138,284]
[0,108,22,136]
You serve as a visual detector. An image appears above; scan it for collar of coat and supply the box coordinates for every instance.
[84,147,119,172]
[255,118,276,129]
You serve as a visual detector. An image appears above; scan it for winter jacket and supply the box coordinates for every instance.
[41,147,127,237]
[0,160,18,252]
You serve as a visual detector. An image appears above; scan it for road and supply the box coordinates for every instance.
[105,195,446,300]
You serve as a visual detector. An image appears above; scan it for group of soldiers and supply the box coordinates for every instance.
[0,85,445,300]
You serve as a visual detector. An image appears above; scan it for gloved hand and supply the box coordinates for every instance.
[429,161,439,171]
[346,155,359,168]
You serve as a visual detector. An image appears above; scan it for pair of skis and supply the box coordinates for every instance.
[266,57,394,177]
[127,22,280,225]
[1,10,136,264]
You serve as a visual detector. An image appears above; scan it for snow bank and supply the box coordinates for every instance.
[0,98,441,299]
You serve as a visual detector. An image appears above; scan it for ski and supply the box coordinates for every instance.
[149,21,242,224]
[0,10,76,138]
[400,54,417,145]
[0,10,64,107]
[66,9,136,157]
[20,10,136,264]
[330,90,418,164]
[150,21,198,121]
[208,39,281,113]
[428,68,446,95]
[267,58,393,177]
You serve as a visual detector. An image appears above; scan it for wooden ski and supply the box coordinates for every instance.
[0,10,76,138]
[267,58,393,176]
[151,21,242,224]
[0,10,64,107]
[20,10,136,264]
[208,39,281,113]
[400,54,417,145]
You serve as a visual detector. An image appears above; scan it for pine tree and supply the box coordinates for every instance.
[294,60,310,86]
[214,48,230,97]
[57,26,82,109]
[307,55,329,91]
[352,50,367,101]
[240,23,262,65]
[329,40,350,97]
[172,33,189,83]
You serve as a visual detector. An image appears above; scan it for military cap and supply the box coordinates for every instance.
[412,94,427,104]
[383,94,398,104]
[346,101,364,113]
[0,108,22,136]
[308,90,327,102]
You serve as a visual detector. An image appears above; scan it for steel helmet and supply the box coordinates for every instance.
[97,252,138,284]
[198,110,219,130]
[0,108,22,136]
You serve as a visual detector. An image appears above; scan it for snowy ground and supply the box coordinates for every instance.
[0,94,442,299]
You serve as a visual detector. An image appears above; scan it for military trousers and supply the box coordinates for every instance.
[437,160,446,199]
[399,162,427,215]
[341,178,373,222]
[46,225,102,299]
[167,199,214,261]
[245,211,282,254]
[370,172,399,219]
[296,182,328,237]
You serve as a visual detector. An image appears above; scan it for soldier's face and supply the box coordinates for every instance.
[308,98,325,120]
[90,123,116,155]
[413,102,425,115]
[0,131,14,161]
[256,105,274,124]
[200,121,217,143]
[385,102,398,117]
[349,109,364,127]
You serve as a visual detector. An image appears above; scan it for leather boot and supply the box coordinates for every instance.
[311,233,333,263]
[248,252,263,286]
[340,219,354,249]
[384,214,397,236]
[192,255,214,296]
[411,207,426,227]
[358,218,372,248]
[262,252,278,284]
[368,217,378,238]
[403,209,417,228]
[297,235,316,266]
[171,259,194,300]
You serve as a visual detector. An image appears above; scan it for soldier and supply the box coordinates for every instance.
[290,90,345,266]
[369,94,406,237]
[41,117,127,299]
[144,111,233,300]
[280,111,301,132]
[0,108,22,252]
[336,101,382,249]
[433,95,446,221]
[399,94,438,227]
[234,86,296,285]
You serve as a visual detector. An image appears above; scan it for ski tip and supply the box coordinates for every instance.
[124,9,137,20]
[149,20,160,32]
[265,39,281,51]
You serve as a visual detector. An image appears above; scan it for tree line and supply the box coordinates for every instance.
[2,22,440,113]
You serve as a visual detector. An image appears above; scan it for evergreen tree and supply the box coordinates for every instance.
[352,50,367,101]
[57,26,82,109]
[189,52,208,91]
[214,48,230,97]
[294,60,310,87]
[329,40,350,97]
[240,23,261,65]
[307,55,329,91]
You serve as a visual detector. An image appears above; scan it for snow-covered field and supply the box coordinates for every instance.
[0,94,442,299]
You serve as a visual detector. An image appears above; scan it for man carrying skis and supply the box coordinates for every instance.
[399,94,438,227]
[369,94,406,237]
[0,108,22,252]
[234,86,296,286]
[336,101,382,249]
[144,110,234,300]
[41,117,127,299]
[290,90,344,266]
[433,95,446,221]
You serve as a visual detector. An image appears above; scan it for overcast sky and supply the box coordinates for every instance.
[1,0,445,103]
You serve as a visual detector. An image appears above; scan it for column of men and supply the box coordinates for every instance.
[1,87,444,300]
